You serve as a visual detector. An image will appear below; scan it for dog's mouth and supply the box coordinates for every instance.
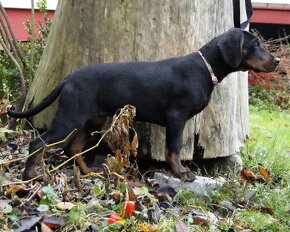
[240,57,280,73]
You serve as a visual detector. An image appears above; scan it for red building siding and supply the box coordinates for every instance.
[251,8,290,25]
[5,8,54,41]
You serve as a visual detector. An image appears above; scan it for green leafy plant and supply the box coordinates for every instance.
[249,86,289,111]
[0,0,52,104]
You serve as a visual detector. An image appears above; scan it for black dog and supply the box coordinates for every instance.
[8,29,279,181]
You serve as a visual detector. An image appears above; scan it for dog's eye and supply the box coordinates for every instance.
[253,41,259,47]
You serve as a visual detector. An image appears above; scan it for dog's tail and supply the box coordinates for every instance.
[8,80,66,118]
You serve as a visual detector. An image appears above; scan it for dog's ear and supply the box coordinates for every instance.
[217,29,244,68]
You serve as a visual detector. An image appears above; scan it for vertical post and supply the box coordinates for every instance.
[30,0,35,84]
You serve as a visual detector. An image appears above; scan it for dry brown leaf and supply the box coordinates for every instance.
[41,222,53,232]
[258,164,270,183]
[42,216,66,229]
[104,105,138,176]
[0,98,8,115]
[130,132,139,156]
[5,184,25,195]
[106,155,122,174]
[261,207,274,215]
[138,223,159,232]
[240,168,257,182]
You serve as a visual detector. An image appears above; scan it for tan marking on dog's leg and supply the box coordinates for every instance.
[70,130,92,174]
[165,146,195,181]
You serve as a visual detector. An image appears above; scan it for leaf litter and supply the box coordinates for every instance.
[0,105,288,231]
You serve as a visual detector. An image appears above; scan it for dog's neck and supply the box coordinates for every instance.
[197,51,219,85]
[199,41,237,83]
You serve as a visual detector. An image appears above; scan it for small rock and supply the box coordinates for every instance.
[153,172,225,196]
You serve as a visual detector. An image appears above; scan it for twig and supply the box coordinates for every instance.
[81,171,106,180]
[20,183,42,206]
[111,172,126,180]
[2,175,41,186]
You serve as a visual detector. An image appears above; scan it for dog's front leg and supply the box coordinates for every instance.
[165,114,195,181]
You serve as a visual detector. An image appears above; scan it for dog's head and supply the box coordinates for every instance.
[217,28,280,72]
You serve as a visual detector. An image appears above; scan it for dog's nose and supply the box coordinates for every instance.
[274,57,280,65]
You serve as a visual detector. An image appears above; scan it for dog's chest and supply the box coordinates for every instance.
[187,94,211,119]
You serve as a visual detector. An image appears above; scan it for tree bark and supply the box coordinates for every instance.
[26,0,249,160]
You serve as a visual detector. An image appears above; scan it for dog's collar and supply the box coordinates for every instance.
[197,51,219,85]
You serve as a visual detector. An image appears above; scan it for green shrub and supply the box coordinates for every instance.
[0,0,52,103]
[249,86,289,111]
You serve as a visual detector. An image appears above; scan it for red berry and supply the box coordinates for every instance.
[123,201,135,218]
[107,213,123,224]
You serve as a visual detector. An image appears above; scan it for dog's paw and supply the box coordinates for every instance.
[178,167,196,182]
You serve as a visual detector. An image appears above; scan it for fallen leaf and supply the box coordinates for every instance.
[138,223,158,232]
[37,204,49,212]
[85,225,99,232]
[107,213,125,225]
[130,132,139,156]
[146,178,159,188]
[5,184,25,195]
[41,222,53,232]
[156,184,177,198]
[175,220,189,232]
[42,216,66,229]
[112,191,121,201]
[126,184,137,201]
[243,190,257,205]
[261,207,274,215]
[14,216,43,232]
[147,205,161,224]
[0,202,13,213]
[240,168,256,182]
[56,202,76,211]
[133,186,149,196]
[127,179,143,188]
[258,164,270,183]
[0,98,8,114]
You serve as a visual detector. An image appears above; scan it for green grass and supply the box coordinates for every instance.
[238,107,290,231]
[242,107,290,177]
[155,107,290,231]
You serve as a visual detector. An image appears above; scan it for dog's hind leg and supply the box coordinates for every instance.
[70,116,108,174]
[70,129,92,174]
[22,109,91,180]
